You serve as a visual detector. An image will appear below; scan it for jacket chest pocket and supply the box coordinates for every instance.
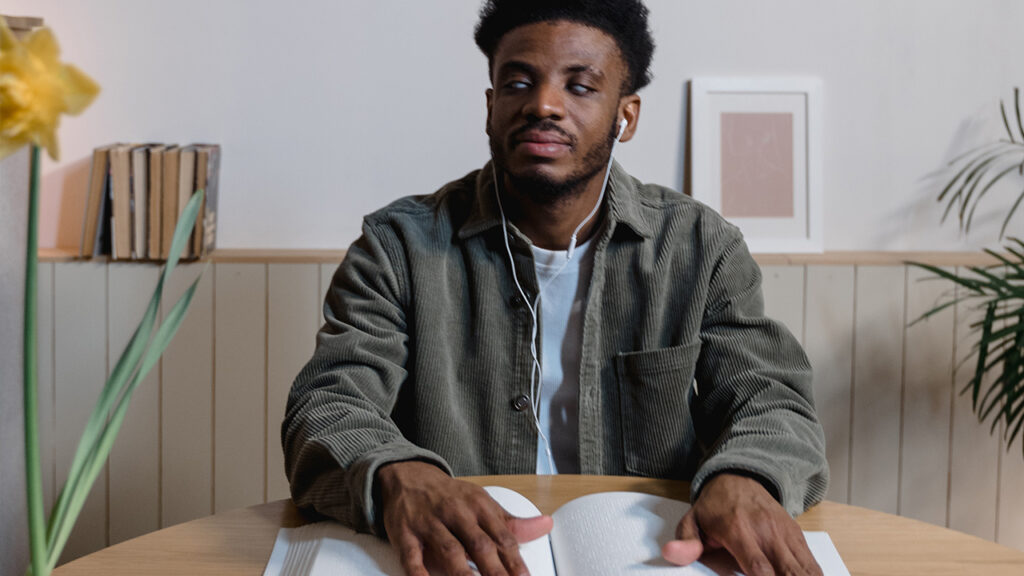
[616,342,701,479]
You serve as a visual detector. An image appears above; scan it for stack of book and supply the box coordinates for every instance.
[80,143,221,261]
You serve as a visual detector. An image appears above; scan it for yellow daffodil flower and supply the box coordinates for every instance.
[0,18,99,161]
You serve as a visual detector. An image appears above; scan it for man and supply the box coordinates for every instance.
[283,1,828,575]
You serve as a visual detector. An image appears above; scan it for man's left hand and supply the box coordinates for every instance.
[661,473,822,576]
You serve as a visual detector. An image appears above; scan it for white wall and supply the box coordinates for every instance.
[10,0,1024,251]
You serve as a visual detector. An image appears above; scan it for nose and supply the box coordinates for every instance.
[522,80,565,121]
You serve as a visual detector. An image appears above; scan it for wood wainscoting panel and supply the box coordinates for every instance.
[266,264,320,502]
[37,254,1024,554]
[213,263,267,513]
[54,262,108,562]
[804,265,856,504]
[160,264,214,527]
[850,266,906,514]
[760,265,806,344]
[999,440,1024,551]
[948,279,1001,541]
[107,264,162,544]
[899,266,954,526]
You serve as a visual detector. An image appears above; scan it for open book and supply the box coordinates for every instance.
[264,487,850,576]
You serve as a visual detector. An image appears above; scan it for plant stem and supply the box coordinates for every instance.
[24,145,47,576]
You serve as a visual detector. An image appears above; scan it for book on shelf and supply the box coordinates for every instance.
[176,145,198,259]
[161,145,180,260]
[80,144,117,258]
[131,144,152,260]
[109,143,133,260]
[147,144,166,259]
[263,488,850,576]
[193,144,221,258]
[79,141,221,262]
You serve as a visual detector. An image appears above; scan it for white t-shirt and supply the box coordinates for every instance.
[530,238,596,474]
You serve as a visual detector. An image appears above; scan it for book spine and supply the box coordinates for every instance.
[148,147,163,260]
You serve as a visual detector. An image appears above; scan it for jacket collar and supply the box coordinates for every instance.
[456,160,653,241]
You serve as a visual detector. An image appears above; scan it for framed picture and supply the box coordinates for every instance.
[690,77,823,253]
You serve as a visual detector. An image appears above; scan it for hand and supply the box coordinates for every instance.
[377,461,553,576]
[661,473,822,576]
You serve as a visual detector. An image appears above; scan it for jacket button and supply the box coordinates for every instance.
[512,394,530,412]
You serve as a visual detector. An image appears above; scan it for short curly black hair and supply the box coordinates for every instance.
[474,0,655,94]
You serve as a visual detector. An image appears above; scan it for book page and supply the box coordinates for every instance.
[548,492,849,576]
[263,486,555,576]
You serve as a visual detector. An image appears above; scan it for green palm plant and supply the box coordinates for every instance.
[937,87,1024,238]
[910,87,1024,457]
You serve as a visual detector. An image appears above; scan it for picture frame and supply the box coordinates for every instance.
[690,77,823,253]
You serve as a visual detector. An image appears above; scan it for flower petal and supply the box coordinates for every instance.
[0,18,20,52]
[60,64,100,115]
[24,27,60,65]
[36,124,59,161]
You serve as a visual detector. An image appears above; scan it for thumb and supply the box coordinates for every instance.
[507,514,554,543]
[662,508,704,566]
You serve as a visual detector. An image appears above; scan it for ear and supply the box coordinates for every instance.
[616,95,641,143]
[485,88,494,136]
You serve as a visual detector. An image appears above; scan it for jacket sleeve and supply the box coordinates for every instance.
[281,219,452,535]
[688,227,828,516]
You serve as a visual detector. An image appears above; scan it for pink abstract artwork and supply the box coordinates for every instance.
[720,112,794,218]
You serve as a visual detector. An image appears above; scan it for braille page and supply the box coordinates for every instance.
[547,492,850,576]
[263,487,556,576]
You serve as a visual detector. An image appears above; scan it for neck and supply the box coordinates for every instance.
[501,171,607,251]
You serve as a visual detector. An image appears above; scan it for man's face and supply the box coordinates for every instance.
[486,20,631,204]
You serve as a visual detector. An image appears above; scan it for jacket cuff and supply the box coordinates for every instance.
[691,452,803,517]
[349,443,453,536]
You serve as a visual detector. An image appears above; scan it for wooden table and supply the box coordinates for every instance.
[53,475,1024,575]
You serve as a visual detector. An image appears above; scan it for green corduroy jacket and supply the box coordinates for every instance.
[282,161,828,534]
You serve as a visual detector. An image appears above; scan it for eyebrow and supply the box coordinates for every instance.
[496,60,537,77]
[496,60,607,82]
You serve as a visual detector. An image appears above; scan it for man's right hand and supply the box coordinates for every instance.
[377,461,553,576]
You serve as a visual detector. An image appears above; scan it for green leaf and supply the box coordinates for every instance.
[966,163,1024,232]
[1002,97,1017,144]
[44,189,205,568]
[1000,185,1024,240]
[45,272,204,571]
[972,303,997,408]
[1013,87,1024,142]
[957,151,1022,224]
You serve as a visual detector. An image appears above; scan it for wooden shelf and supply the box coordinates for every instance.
[37,248,1005,267]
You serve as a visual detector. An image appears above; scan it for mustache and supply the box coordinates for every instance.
[509,120,576,147]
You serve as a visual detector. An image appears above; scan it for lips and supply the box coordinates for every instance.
[514,129,572,158]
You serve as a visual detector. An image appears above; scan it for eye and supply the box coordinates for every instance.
[568,83,594,96]
[503,79,530,91]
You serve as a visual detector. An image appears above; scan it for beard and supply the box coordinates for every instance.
[489,117,619,206]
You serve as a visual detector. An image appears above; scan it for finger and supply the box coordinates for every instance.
[662,509,703,566]
[393,530,431,576]
[787,531,823,576]
[456,524,511,576]
[721,526,775,576]
[478,512,539,576]
[709,519,772,576]
[507,515,553,543]
[766,535,805,576]
[423,522,477,576]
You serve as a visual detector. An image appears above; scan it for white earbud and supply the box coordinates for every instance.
[617,118,627,140]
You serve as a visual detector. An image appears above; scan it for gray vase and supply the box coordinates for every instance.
[1,146,31,576]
